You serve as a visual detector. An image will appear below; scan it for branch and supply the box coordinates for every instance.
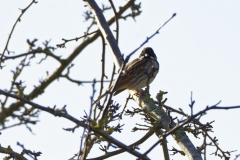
[80,80,96,160]
[60,64,110,85]
[1,56,28,109]
[85,0,123,70]
[0,0,37,66]
[17,142,42,159]
[0,89,150,160]
[86,129,154,160]
[164,102,237,159]
[134,91,240,160]
[0,0,137,124]
[130,90,203,160]
[0,145,28,160]
[56,30,98,48]
[3,40,60,63]
[109,0,119,44]
[93,33,106,119]
[126,13,176,63]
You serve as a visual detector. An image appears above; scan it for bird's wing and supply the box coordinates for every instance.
[113,58,149,92]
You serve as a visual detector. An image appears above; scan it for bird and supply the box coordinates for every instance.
[93,47,159,105]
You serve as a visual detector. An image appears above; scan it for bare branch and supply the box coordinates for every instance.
[56,30,98,48]
[0,145,28,160]
[126,13,176,63]
[0,0,37,66]
[80,80,96,160]
[0,89,150,160]
[86,129,154,160]
[109,0,119,43]
[130,90,203,160]
[0,0,137,125]
[85,0,123,70]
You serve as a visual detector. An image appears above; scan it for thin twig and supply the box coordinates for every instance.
[93,32,106,120]
[119,94,131,119]
[56,30,98,48]
[0,88,150,160]
[0,0,137,124]
[86,130,154,160]
[0,0,37,65]
[125,13,176,64]
[100,62,125,120]
[109,0,119,43]
[80,80,96,160]
[85,0,123,70]
[161,137,170,160]
[142,101,240,157]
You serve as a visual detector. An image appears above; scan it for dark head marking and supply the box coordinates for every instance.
[140,47,157,59]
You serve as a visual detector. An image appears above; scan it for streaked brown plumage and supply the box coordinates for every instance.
[93,47,159,105]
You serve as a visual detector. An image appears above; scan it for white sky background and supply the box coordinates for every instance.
[1,0,240,160]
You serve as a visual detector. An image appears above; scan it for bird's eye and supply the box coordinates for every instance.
[145,53,148,57]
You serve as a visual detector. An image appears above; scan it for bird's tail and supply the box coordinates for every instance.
[92,91,109,106]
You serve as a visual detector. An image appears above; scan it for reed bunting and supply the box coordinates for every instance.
[93,47,159,105]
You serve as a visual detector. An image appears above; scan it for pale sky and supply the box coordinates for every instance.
[1,0,240,160]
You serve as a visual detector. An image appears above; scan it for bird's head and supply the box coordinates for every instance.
[140,47,157,59]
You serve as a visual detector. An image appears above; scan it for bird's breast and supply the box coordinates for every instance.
[128,59,159,90]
